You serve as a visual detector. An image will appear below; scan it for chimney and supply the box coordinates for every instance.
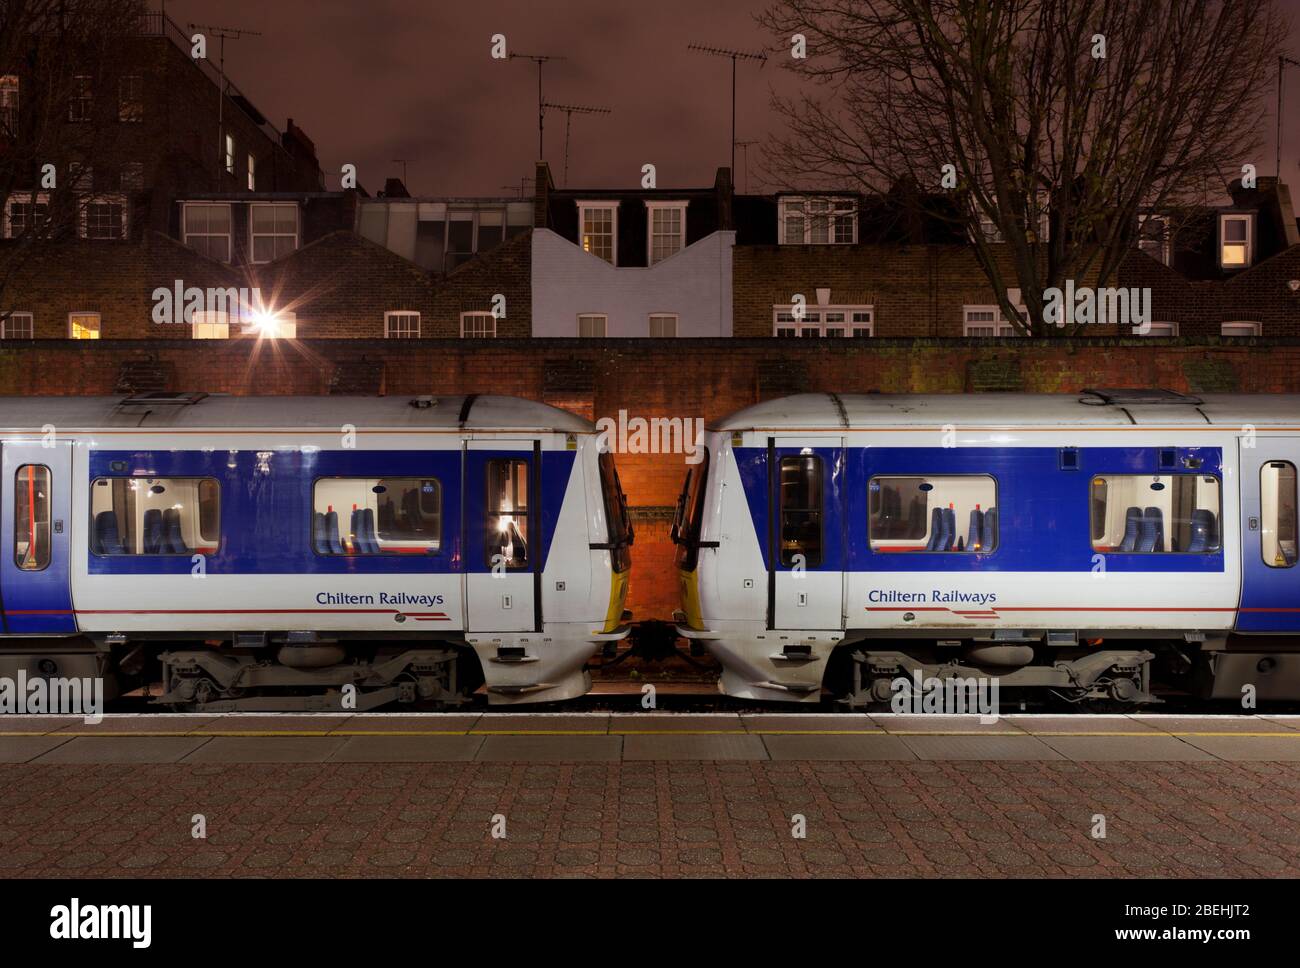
[382,177,410,199]
[534,161,554,228]
[714,166,734,231]
[281,119,323,190]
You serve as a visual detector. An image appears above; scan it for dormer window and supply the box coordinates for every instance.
[779,196,856,245]
[646,201,687,264]
[1220,213,1253,268]
[577,201,617,265]
[1138,214,1170,265]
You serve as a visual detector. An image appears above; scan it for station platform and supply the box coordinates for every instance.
[2,714,1298,878]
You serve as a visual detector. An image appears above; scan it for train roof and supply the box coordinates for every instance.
[0,394,596,434]
[710,391,1300,431]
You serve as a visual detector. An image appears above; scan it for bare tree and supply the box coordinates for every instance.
[0,0,146,333]
[759,0,1289,335]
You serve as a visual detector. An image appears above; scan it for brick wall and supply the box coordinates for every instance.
[1,337,1297,618]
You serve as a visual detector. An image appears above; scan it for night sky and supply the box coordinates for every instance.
[160,0,1300,197]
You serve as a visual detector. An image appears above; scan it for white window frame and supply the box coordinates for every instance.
[118,74,143,122]
[182,202,233,262]
[384,311,421,339]
[247,153,256,191]
[68,312,101,339]
[2,312,33,339]
[3,192,49,239]
[224,134,235,175]
[778,196,857,245]
[459,311,496,338]
[68,75,92,122]
[1219,213,1253,268]
[1141,321,1179,337]
[1221,321,1261,338]
[1137,213,1171,265]
[648,313,678,337]
[576,201,617,265]
[0,75,18,136]
[79,193,128,240]
[646,200,688,265]
[578,313,608,337]
[191,311,229,340]
[248,202,299,264]
[962,305,1021,338]
[773,304,874,337]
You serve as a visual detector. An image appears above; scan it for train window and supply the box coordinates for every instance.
[90,478,221,556]
[598,452,633,574]
[311,478,441,556]
[14,465,51,571]
[1261,461,1298,568]
[779,456,823,566]
[485,459,529,569]
[1090,475,1221,554]
[868,475,997,553]
[672,450,710,572]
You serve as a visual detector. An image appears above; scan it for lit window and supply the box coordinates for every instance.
[69,312,101,339]
[384,311,420,338]
[118,75,143,122]
[249,202,298,263]
[242,310,295,339]
[3,193,49,239]
[1,312,33,339]
[460,312,496,338]
[183,203,232,262]
[647,201,687,264]
[577,202,616,264]
[247,153,255,191]
[1221,321,1261,337]
[779,196,856,245]
[779,456,823,565]
[485,459,529,569]
[312,478,441,556]
[963,306,1020,337]
[772,305,873,337]
[578,313,607,337]
[81,195,127,239]
[1262,461,1298,568]
[68,76,92,122]
[1220,214,1252,268]
[89,478,221,555]
[869,475,998,553]
[648,313,678,337]
[224,134,235,175]
[14,465,51,570]
[1091,475,1221,553]
[0,75,18,136]
[191,311,229,340]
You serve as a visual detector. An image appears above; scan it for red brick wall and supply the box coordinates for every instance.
[1,337,1297,617]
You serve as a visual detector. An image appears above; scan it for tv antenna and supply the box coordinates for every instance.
[542,102,612,187]
[190,23,262,188]
[500,177,536,198]
[391,158,411,189]
[509,51,567,160]
[688,43,767,182]
[733,139,758,193]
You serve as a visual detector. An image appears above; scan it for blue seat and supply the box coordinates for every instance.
[324,510,344,555]
[925,508,944,551]
[941,507,956,551]
[967,508,985,551]
[981,507,997,552]
[359,508,380,554]
[1118,506,1142,552]
[1187,508,1214,553]
[93,510,125,555]
[162,508,190,554]
[1137,506,1164,553]
[143,508,164,554]
[312,512,328,554]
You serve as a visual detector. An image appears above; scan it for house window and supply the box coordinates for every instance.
[118,75,142,122]
[648,313,678,337]
[247,153,256,191]
[0,75,18,136]
[1221,321,1261,338]
[1220,214,1253,268]
[1091,475,1221,554]
[384,311,420,338]
[460,312,496,338]
[772,305,874,337]
[1138,214,1170,265]
[224,134,235,175]
[68,75,92,122]
[869,475,999,553]
[647,201,687,264]
[962,306,1020,337]
[69,312,101,339]
[779,196,856,245]
[249,202,299,263]
[577,202,617,264]
[182,203,232,262]
[3,193,49,238]
[119,162,144,192]
[578,313,607,337]
[191,311,229,340]
[1,312,33,339]
[81,195,127,240]
[1142,321,1179,337]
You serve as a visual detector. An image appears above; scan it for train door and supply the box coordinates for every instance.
[770,437,845,630]
[464,440,539,633]
[1238,438,1300,632]
[0,440,77,635]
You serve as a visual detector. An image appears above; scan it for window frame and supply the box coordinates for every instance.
[68,75,92,122]
[962,305,1021,338]
[576,200,618,265]
[14,464,52,571]
[1219,213,1253,268]
[778,195,857,245]
[578,313,608,338]
[4,192,50,239]
[867,474,999,554]
[1261,461,1297,569]
[459,311,496,338]
[68,312,101,339]
[1137,213,1171,265]
[384,311,421,339]
[118,74,143,122]
[88,476,222,557]
[772,305,873,337]
[247,153,256,192]
[1221,321,1261,338]
[191,311,229,340]
[483,458,531,570]
[778,454,825,567]
[79,193,128,240]
[1141,321,1179,338]
[310,476,443,557]
[648,313,678,337]
[1089,473,1223,555]
[1,312,33,339]
[248,202,300,264]
[0,74,18,136]
[182,201,233,263]
[224,133,235,175]
[645,200,688,265]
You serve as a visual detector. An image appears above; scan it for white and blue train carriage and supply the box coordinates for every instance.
[0,393,632,709]
[672,389,1300,707]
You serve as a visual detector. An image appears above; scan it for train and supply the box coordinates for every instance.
[0,393,632,710]
[672,389,1300,709]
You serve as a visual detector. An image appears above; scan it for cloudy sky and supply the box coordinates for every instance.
[161,0,1300,197]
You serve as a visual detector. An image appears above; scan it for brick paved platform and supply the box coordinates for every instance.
[1,715,1298,877]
